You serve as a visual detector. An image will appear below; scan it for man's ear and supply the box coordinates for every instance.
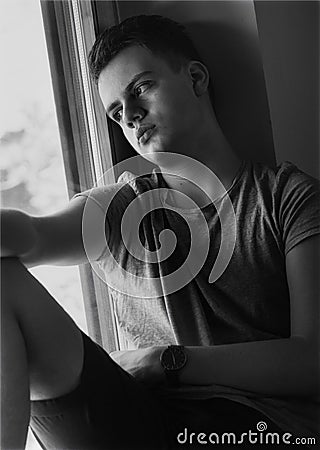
[188,61,210,96]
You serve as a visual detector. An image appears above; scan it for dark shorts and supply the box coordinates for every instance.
[30,332,286,449]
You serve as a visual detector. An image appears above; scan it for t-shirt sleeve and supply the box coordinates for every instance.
[71,188,111,261]
[72,182,135,262]
[278,163,320,255]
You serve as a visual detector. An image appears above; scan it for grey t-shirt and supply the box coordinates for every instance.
[75,159,320,435]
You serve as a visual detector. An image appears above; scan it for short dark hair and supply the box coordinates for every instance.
[88,15,202,84]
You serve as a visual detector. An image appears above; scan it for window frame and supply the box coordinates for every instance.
[40,0,120,351]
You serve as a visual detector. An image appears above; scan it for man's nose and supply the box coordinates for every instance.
[123,100,145,128]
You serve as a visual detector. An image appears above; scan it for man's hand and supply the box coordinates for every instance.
[110,347,166,387]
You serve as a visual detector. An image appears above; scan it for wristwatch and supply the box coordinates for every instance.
[160,345,187,387]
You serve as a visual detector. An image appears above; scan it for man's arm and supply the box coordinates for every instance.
[179,234,319,395]
[112,234,320,397]
[0,196,106,268]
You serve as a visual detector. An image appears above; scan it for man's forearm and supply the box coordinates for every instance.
[0,209,37,258]
[180,336,319,397]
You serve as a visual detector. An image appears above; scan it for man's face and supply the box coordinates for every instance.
[98,45,203,158]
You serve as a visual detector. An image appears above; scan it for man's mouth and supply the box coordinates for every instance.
[137,126,155,145]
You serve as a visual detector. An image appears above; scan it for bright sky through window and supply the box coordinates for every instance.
[0,2,87,446]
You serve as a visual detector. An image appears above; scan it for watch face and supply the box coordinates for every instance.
[161,346,187,371]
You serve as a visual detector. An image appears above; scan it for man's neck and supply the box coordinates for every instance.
[158,124,243,209]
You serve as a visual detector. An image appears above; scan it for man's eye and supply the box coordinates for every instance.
[113,109,122,122]
[135,82,150,96]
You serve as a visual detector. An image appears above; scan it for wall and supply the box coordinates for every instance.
[255,1,319,178]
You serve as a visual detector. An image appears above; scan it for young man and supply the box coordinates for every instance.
[1,15,319,449]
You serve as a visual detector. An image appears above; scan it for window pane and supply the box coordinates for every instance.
[0,0,87,448]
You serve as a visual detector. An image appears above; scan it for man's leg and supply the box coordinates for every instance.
[1,257,85,448]
[1,258,168,450]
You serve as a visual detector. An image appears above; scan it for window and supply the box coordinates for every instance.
[0,0,120,447]
[0,0,88,326]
